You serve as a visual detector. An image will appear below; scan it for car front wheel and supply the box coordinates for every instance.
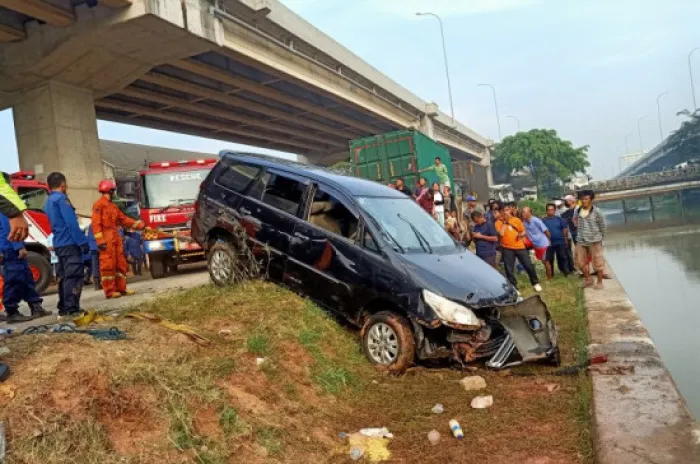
[208,241,237,287]
[361,311,415,374]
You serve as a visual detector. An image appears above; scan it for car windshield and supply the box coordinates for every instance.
[357,197,457,253]
[142,169,211,209]
[17,187,48,210]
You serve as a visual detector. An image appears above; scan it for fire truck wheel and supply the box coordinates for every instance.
[150,255,166,279]
[27,251,51,294]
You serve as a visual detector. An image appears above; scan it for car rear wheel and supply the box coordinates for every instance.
[208,241,237,287]
[27,251,51,294]
[361,311,415,374]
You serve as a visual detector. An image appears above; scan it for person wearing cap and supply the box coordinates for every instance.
[92,179,150,299]
[463,194,484,233]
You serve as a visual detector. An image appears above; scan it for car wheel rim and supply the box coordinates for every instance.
[210,249,233,283]
[367,322,399,365]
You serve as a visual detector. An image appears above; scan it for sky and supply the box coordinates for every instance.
[1,0,699,180]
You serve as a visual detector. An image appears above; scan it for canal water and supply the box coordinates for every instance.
[605,225,700,419]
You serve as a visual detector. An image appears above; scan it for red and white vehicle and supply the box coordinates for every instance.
[2,172,54,295]
[120,159,216,279]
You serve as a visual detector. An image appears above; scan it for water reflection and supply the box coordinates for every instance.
[606,227,700,418]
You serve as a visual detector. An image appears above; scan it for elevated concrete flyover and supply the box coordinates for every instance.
[0,0,491,212]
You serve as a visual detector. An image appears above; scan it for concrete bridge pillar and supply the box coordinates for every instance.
[13,81,104,215]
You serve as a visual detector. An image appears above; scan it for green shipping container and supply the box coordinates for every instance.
[349,129,454,190]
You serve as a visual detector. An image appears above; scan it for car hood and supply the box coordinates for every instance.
[397,249,516,308]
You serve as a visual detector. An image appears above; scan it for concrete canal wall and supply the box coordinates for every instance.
[585,270,700,463]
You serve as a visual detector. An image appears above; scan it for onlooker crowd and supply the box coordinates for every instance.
[388,167,608,293]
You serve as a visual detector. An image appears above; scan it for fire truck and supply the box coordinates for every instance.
[119,159,216,279]
[1,172,54,297]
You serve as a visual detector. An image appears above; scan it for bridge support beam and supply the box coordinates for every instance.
[621,199,628,224]
[649,195,655,222]
[13,81,104,214]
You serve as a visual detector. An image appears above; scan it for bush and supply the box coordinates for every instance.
[519,198,547,216]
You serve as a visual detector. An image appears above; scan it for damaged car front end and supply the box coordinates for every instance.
[411,289,559,369]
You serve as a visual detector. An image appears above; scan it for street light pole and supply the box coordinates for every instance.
[478,83,502,141]
[506,115,520,132]
[656,91,669,142]
[689,47,700,110]
[416,12,454,124]
[637,116,648,155]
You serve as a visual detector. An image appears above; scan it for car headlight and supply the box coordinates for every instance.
[422,289,482,328]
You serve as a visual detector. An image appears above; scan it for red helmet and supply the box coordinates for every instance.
[98,179,117,193]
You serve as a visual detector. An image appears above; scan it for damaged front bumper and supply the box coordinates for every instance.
[414,295,559,369]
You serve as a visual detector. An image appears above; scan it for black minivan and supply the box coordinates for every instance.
[192,152,559,372]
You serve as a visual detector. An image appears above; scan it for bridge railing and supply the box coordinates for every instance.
[590,165,700,193]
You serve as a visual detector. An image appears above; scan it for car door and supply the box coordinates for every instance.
[240,169,309,282]
[284,183,365,318]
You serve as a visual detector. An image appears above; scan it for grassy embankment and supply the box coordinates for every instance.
[0,273,592,463]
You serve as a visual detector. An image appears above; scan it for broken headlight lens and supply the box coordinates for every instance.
[422,290,482,328]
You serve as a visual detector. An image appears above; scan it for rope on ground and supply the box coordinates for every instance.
[126,312,209,345]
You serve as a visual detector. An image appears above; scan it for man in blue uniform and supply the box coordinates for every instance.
[87,224,101,290]
[0,212,52,323]
[43,172,89,317]
[124,230,145,276]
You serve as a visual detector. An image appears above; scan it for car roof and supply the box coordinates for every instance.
[220,151,408,199]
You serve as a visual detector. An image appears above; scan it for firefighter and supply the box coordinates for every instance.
[92,180,149,299]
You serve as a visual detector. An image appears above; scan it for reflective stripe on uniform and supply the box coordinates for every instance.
[94,232,104,239]
[101,275,115,281]
[116,273,127,278]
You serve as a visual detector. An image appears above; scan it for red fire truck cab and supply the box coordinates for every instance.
[125,159,216,279]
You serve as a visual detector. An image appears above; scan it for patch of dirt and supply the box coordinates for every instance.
[97,385,167,456]
[193,405,222,439]
[224,384,272,416]
[278,340,315,378]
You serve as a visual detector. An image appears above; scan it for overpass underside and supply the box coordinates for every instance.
[0,0,489,212]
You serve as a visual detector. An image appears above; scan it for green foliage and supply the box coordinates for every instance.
[519,198,547,216]
[492,129,590,198]
[666,109,700,160]
[327,160,356,176]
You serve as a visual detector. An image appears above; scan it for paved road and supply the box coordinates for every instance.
[1,264,210,332]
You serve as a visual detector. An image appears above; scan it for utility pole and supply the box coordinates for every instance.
[478,83,502,141]
[506,115,520,132]
[656,91,669,141]
[416,12,454,124]
[689,47,700,110]
[637,116,648,155]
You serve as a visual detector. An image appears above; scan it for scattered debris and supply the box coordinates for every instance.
[498,369,512,377]
[0,347,9,355]
[350,446,364,461]
[449,419,464,439]
[359,427,393,439]
[127,312,209,345]
[464,366,479,372]
[72,310,112,327]
[431,403,444,414]
[218,328,232,336]
[427,429,441,445]
[348,432,392,462]
[255,357,265,366]
[338,432,349,439]
[460,375,487,391]
[544,383,560,393]
[471,395,494,409]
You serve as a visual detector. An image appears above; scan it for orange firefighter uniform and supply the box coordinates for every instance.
[92,182,146,298]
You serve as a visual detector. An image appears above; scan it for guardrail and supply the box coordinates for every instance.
[590,166,700,193]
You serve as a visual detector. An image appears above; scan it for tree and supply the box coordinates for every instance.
[491,129,590,198]
[665,109,700,160]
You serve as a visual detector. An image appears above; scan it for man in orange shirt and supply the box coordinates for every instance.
[92,180,149,299]
[494,206,542,292]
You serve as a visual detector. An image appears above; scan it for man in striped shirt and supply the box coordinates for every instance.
[573,190,606,289]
